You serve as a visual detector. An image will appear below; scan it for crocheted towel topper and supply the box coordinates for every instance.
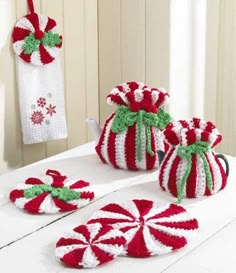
[95,82,171,171]
[12,0,67,144]
[159,118,229,203]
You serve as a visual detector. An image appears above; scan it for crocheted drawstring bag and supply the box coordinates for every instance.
[159,118,229,203]
[95,81,171,170]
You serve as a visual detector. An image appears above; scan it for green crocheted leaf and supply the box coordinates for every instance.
[24,184,80,202]
[22,33,40,54]
[42,31,62,47]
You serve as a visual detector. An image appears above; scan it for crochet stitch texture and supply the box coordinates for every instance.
[9,170,94,214]
[159,118,227,202]
[88,199,198,257]
[96,81,171,170]
[55,223,126,269]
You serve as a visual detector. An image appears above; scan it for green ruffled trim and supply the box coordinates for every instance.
[112,106,171,161]
[22,31,62,55]
[24,184,80,202]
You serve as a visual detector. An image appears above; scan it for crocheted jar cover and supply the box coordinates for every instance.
[87,199,198,258]
[96,81,171,171]
[159,118,227,203]
[12,13,62,65]
[55,223,126,269]
[9,170,94,214]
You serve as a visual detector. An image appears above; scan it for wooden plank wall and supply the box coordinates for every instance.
[0,0,98,174]
[98,0,171,125]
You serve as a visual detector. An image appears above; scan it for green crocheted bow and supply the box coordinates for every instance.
[24,184,80,202]
[22,31,62,54]
[177,141,213,203]
[112,106,171,161]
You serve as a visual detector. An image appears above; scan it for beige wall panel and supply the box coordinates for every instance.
[41,0,67,157]
[63,0,87,148]
[98,0,121,125]
[121,0,145,82]
[0,0,22,173]
[85,0,99,140]
[146,0,171,90]
[216,0,236,155]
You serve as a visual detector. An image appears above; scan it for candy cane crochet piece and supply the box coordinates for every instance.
[9,170,95,214]
[55,223,126,269]
[87,199,199,258]
[12,13,62,66]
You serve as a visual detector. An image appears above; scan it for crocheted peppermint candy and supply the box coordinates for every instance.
[159,118,228,203]
[95,81,171,171]
[87,199,198,258]
[55,223,126,269]
[9,170,94,214]
[12,12,62,66]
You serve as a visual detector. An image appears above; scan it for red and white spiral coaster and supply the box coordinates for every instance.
[55,223,126,269]
[9,170,95,214]
[88,199,199,258]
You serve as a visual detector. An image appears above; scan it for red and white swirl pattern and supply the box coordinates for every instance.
[55,223,126,268]
[87,199,198,257]
[107,81,170,109]
[163,118,222,148]
[12,13,62,65]
[159,118,227,198]
[9,170,94,214]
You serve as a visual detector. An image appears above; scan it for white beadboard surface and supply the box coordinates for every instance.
[0,142,235,273]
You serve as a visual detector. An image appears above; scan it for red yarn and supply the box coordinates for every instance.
[186,154,197,198]
[27,0,35,14]
[125,125,137,170]
[167,155,180,197]
[108,129,119,168]
[146,128,156,170]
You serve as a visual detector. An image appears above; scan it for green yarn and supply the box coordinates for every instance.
[22,31,62,54]
[177,141,213,203]
[22,33,40,54]
[24,184,80,202]
[41,31,62,47]
[111,106,171,161]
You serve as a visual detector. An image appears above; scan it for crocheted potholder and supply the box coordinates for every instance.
[55,223,126,269]
[87,199,199,258]
[12,13,62,65]
[9,170,94,214]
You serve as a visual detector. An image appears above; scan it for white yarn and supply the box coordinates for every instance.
[16,57,67,144]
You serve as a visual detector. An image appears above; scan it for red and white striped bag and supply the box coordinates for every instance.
[159,118,229,203]
[96,82,171,170]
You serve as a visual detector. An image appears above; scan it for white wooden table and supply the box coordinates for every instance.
[0,142,235,273]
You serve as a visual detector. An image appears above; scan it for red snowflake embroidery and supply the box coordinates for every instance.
[37,97,46,108]
[46,104,56,116]
[30,111,45,125]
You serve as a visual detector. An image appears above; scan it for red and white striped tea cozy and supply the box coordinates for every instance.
[96,81,171,171]
[9,170,94,214]
[87,199,199,258]
[159,118,228,203]
[55,223,126,269]
[12,12,62,65]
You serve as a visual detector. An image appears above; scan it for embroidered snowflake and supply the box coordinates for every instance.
[30,111,45,125]
[46,104,56,116]
[37,97,46,107]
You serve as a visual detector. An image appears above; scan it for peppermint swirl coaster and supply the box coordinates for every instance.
[12,13,62,65]
[9,170,94,214]
[55,223,126,269]
[87,199,199,257]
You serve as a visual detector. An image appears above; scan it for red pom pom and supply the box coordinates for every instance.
[34,29,44,40]
[130,102,141,112]
[140,99,150,111]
